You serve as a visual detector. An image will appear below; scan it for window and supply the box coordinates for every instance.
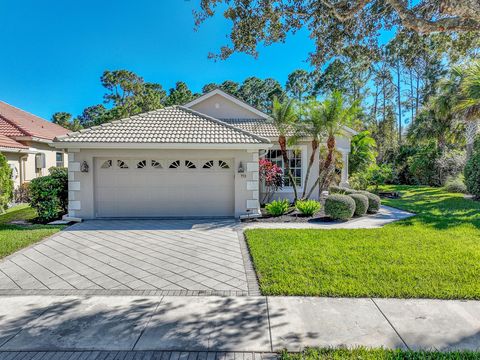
[137,160,147,169]
[169,160,180,169]
[117,160,129,169]
[56,152,64,167]
[218,160,230,169]
[185,160,196,169]
[265,149,302,187]
[203,160,214,169]
[101,160,112,169]
[151,160,162,169]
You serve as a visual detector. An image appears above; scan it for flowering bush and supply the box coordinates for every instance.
[259,159,283,204]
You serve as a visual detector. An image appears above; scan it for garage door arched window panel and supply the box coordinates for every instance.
[117,160,129,169]
[185,160,196,169]
[169,160,181,169]
[151,160,162,169]
[218,160,230,169]
[203,160,214,169]
[101,160,113,169]
[137,160,147,169]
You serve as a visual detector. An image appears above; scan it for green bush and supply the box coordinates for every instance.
[329,185,357,195]
[0,153,13,213]
[29,167,68,223]
[358,190,381,213]
[324,194,356,220]
[295,200,321,216]
[348,193,369,216]
[265,199,290,217]
[465,136,480,198]
[444,175,467,194]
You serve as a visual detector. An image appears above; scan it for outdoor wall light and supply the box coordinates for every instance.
[238,161,245,173]
[80,161,89,173]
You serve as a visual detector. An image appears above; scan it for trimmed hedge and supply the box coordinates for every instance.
[324,194,356,220]
[0,153,13,213]
[329,185,357,195]
[358,190,381,213]
[349,193,369,216]
[29,167,68,223]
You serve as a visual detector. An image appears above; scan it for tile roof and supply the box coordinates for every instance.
[0,101,69,140]
[55,106,270,144]
[0,134,28,150]
[221,118,297,137]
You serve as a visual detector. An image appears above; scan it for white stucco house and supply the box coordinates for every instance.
[0,101,69,188]
[53,89,356,220]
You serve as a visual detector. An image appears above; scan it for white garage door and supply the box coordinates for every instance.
[94,157,235,218]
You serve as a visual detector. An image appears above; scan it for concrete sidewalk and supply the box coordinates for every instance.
[0,296,479,353]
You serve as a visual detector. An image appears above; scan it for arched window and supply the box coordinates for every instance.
[185,160,196,169]
[203,160,214,169]
[169,160,180,169]
[151,160,162,169]
[218,160,230,169]
[117,160,129,169]
[101,160,112,169]
[137,160,147,169]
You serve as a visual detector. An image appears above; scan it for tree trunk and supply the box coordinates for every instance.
[301,139,319,199]
[306,135,336,199]
[396,59,402,144]
[278,135,298,202]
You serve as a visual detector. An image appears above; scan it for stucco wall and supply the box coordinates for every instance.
[67,148,260,219]
[189,94,265,120]
[4,152,22,188]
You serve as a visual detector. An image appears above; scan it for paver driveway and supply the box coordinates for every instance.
[0,219,252,294]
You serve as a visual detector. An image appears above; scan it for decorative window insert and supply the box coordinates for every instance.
[169,160,180,169]
[137,160,147,169]
[185,160,196,169]
[203,160,214,169]
[218,160,230,169]
[151,160,162,169]
[101,160,112,169]
[117,160,129,169]
[265,149,302,187]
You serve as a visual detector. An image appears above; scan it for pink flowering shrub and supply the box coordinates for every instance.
[259,159,283,204]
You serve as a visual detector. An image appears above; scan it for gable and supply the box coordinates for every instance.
[186,92,268,120]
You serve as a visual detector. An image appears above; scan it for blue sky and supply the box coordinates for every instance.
[0,0,317,120]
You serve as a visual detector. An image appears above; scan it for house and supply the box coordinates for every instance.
[53,89,356,220]
[0,101,70,188]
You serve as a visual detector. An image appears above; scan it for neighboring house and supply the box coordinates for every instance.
[0,101,70,188]
[53,89,356,220]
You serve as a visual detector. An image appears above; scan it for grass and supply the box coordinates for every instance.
[245,186,480,299]
[0,204,65,259]
[280,347,480,360]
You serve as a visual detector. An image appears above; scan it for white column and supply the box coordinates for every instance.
[339,151,349,187]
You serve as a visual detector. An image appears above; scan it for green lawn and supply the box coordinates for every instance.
[245,186,480,299]
[0,205,65,259]
[280,347,480,360]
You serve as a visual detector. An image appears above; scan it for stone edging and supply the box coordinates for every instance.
[237,230,261,296]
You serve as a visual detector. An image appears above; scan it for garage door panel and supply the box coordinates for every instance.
[94,158,235,218]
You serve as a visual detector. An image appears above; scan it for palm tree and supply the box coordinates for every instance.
[305,91,360,199]
[271,97,299,201]
[455,61,480,156]
[296,100,325,199]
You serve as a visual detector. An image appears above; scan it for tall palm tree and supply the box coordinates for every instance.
[296,100,325,199]
[305,91,360,199]
[455,61,480,156]
[271,97,299,201]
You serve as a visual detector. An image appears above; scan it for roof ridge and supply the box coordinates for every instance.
[0,114,30,137]
[177,106,270,144]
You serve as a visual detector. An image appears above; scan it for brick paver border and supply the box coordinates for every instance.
[236,230,261,296]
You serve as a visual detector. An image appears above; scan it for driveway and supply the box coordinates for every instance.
[0,219,256,295]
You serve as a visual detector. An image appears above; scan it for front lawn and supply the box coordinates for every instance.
[245,186,480,299]
[0,205,65,259]
[280,347,480,360]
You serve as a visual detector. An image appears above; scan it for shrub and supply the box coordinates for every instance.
[444,175,467,194]
[329,185,357,195]
[324,194,356,220]
[407,141,440,185]
[358,190,381,213]
[465,136,480,198]
[14,183,30,203]
[435,150,466,186]
[265,199,290,217]
[29,167,68,223]
[348,193,369,216]
[0,153,13,213]
[296,200,321,216]
[259,159,283,204]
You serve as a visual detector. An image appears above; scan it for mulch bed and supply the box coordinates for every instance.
[246,208,340,223]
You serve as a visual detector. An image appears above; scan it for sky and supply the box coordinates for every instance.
[0,0,318,120]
